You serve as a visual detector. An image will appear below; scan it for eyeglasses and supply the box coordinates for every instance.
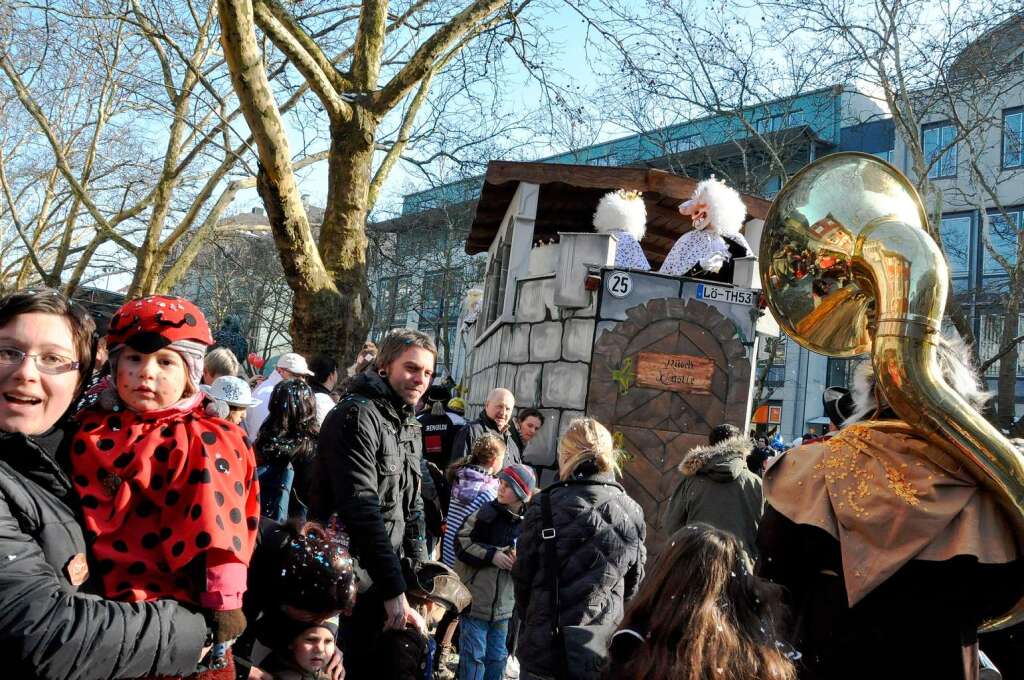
[0,347,80,375]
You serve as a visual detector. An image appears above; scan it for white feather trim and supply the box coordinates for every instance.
[593,190,647,240]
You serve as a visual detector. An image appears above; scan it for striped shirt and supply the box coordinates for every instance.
[442,487,497,567]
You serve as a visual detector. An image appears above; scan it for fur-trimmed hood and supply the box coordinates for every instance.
[679,435,754,481]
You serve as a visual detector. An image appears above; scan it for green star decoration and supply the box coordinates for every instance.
[611,357,635,395]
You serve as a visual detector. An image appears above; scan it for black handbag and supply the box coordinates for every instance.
[540,486,616,680]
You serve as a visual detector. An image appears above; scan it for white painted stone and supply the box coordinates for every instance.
[516,279,548,323]
[497,363,518,391]
[562,318,595,362]
[514,363,542,408]
[509,324,530,363]
[541,362,589,409]
[530,322,563,363]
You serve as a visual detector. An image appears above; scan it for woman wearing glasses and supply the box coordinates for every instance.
[0,289,208,680]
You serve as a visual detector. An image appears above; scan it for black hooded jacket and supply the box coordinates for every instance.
[312,371,428,599]
[451,413,522,466]
[0,426,207,680]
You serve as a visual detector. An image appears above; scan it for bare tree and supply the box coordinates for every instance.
[216,0,568,363]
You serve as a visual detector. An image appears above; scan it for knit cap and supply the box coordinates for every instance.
[498,464,536,501]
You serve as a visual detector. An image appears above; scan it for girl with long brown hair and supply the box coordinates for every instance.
[605,523,795,680]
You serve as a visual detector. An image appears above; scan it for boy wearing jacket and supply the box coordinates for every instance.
[454,464,536,680]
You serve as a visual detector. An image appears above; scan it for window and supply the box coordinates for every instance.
[755,110,804,135]
[1003,108,1023,169]
[982,208,1021,277]
[787,109,804,126]
[940,214,973,291]
[666,135,699,154]
[922,122,957,179]
[978,313,1024,377]
[375,275,413,329]
[873,149,894,163]
[589,153,617,166]
[420,271,447,325]
[762,176,782,199]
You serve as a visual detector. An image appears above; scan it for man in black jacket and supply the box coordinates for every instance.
[452,387,521,466]
[314,329,435,676]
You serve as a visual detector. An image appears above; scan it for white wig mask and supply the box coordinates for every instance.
[678,176,746,237]
[593,190,647,241]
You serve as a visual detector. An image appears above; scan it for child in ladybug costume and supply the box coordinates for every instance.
[71,296,260,678]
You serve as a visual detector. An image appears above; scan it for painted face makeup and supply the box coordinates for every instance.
[116,347,189,411]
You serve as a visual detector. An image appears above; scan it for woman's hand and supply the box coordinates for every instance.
[248,667,274,680]
[493,551,515,570]
[324,649,345,680]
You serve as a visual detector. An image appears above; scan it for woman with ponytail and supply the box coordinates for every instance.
[512,417,646,680]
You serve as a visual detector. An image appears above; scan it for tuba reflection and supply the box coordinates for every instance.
[759,151,1024,630]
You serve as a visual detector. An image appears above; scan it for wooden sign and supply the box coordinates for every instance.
[636,352,715,394]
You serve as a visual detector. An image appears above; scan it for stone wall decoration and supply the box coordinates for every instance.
[635,352,714,394]
[587,297,751,553]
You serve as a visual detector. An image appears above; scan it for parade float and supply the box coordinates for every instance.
[458,161,774,550]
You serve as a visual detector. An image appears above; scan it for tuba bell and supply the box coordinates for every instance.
[759,151,1024,630]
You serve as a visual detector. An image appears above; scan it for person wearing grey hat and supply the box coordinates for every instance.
[246,352,313,438]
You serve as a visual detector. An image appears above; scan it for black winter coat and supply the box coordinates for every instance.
[0,427,207,680]
[451,414,522,467]
[512,463,646,677]
[313,371,428,600]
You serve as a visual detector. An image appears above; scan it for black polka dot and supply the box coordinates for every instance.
[161,426,174,438]
[187,469,211,484]
[141,533,160,549]
[246,516,258,531]
[218,422,231,431]
[233,449,242,460]
[175,576,190,590]
[150,475,164,491]
[214,491,225,507]
[97,559,114,575]
[98,439,116,451]
[107,416,122,431]
[233,481,244,496]
[157,561,170,573]
[80,495,99,509]
[164,490,180,506]
[195,532,211,549]
[96,468,108,481]
[127,561,146,575]
[73,475,89,487]
[190,505,202,521]
[171,541,185,557]
[154,446,170,463]
[82,421,100,432]
[232,536,242,551]
[115,580,131,592]
[201,431,217,445]
[72,440,87,455]
[159,527,172,540]
[215,516,225,530]
[112,540,128,553]
[113,452,134,468]
[215,458,230,474]
[184,313,197,326]
[136,499,156,517]
[146,583,161,593]
[229,508,242,524]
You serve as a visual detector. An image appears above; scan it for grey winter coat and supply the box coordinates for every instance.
[664,435,764,560]
[313,371,428,600]
[0,428,207,680]
[454,499,523,622]
[451,414,522,466]
[512,462,646,678]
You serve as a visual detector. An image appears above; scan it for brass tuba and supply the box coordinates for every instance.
[759,151,1024,630]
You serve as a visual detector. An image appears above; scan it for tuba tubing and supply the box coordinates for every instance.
[760,152,1024,630]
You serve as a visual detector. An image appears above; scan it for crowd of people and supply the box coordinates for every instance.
[0,287,1020,680]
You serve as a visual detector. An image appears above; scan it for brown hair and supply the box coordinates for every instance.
[610,524,795,680]
[0,288,96,386]
[446,432,505,484]
[558,417,619,480]
[375,329,436,370]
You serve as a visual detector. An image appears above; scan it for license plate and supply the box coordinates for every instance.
[696,283,756,306]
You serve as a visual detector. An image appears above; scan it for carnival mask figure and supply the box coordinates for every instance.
[593,189,651,271]
[659,176,751,281]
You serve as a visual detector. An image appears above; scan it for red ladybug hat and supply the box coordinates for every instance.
[107,296,213,354]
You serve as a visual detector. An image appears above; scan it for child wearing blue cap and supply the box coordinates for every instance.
[454,463,536,680]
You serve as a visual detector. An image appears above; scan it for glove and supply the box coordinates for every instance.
[699,252,727,273]
[208,608,247,643]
